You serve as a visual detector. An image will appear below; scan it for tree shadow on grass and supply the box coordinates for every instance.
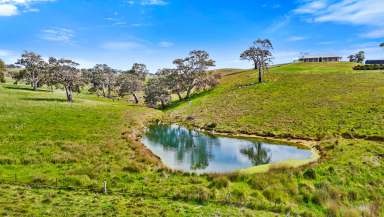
[162,89,214,111]
[20,97,68,103]
[4,85,49,92]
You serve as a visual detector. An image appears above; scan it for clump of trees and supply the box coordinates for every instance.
[10,50,218,107]
[144,50,217,108]
[348,51,365,63]
[240,39,273,83]
[0,59,5,83]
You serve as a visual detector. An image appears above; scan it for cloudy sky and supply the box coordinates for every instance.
[0,0,383,72]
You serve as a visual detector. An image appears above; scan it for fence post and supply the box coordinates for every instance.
[14,174,17,183]
[103,179,107,194]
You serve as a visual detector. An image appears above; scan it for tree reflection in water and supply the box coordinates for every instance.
[144,124,220,170]
[240,142,271,166]
[144,124,273,171]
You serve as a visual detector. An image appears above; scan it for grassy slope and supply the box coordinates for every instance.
[167,62,384,216]
[169,62,384,140]
[0,83,275,216]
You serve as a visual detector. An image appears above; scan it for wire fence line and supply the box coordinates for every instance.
[0,174,261,212]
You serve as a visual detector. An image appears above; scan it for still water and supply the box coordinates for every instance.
[142,124,313,173]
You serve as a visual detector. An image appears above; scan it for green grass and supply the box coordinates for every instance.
[1,62,383,216]
[169,62,384,140]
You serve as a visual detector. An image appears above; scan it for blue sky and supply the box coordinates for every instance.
[0,0,383,72]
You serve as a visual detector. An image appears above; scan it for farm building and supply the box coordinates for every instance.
[365,60,384,65]
[299,55,342,63]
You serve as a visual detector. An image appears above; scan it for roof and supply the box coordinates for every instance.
[300,55,342,59]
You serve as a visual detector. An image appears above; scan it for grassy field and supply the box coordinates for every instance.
[0,62,383,216]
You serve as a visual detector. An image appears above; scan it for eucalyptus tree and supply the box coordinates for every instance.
[51,58,84,102]
[157,68,186,101]
[240,39,273,83]
[144,74,171,109]
[0,59,5,83]
[115,63,148,103]
[90,64,116,98]
[173,50,216,99]
[15,51,47,90]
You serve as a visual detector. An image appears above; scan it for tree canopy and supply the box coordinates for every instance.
[0,59,5,83]
[240,39,273,83]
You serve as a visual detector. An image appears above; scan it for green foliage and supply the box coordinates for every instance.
[353,64,384,70]
[0,59,5,83]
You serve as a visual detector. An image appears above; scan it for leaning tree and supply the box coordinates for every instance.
[240,39,273,83]
[52,58,84,102]
[15,51,47,90]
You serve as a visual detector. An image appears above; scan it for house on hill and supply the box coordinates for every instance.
[365,60,384,65]
[299,55,342,63]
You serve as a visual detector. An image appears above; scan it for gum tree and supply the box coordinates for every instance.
[15,51,46,90]
[51,58,84,102]
[240,39,273,83]
[0,59,5,83]
[116,63,148,103]
[144,75,171,108]
[173,50,216,99]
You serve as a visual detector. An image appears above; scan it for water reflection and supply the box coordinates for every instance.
[142,124,312,173]
[240,142,271,166]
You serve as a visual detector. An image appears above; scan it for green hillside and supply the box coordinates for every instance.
[0,62,383,216]
[169,62,384,140]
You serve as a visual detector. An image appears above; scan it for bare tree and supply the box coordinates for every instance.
[173,50,215,99]
[240,39,273,83]
[15,51,46,90]
[51,58,84,102]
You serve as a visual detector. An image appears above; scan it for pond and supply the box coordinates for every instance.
[142,124,313,174]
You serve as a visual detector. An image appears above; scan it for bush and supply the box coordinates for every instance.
[208,176,229,189]
[303,168,317,179]
[353,64,384,70]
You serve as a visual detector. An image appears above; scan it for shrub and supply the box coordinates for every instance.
[209,176,229,189]
[303,168,317,179]
[353,64,384,70]
[173,186,213,203]
[122,161,145,173]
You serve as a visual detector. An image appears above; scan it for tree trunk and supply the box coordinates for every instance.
[258,65,263,83]
[132,93,139,104]
[65,86,73,103]
[160,99,165,109]
[254,62,258,70]
[177,92,182,101]
[185,86,193,99]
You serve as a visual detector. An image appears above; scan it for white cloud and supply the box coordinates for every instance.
[294,0,327,14]
[294,0,384,38]
[158,41,173,48]
[40,28,74,43]
[0,0,54,16]
[0,3,17,16]
[361,28,384,39]
[287,36,306,41]
[101,41,144,50]
[141,0,167,6]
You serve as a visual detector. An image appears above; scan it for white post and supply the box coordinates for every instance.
[103,179,107,194]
